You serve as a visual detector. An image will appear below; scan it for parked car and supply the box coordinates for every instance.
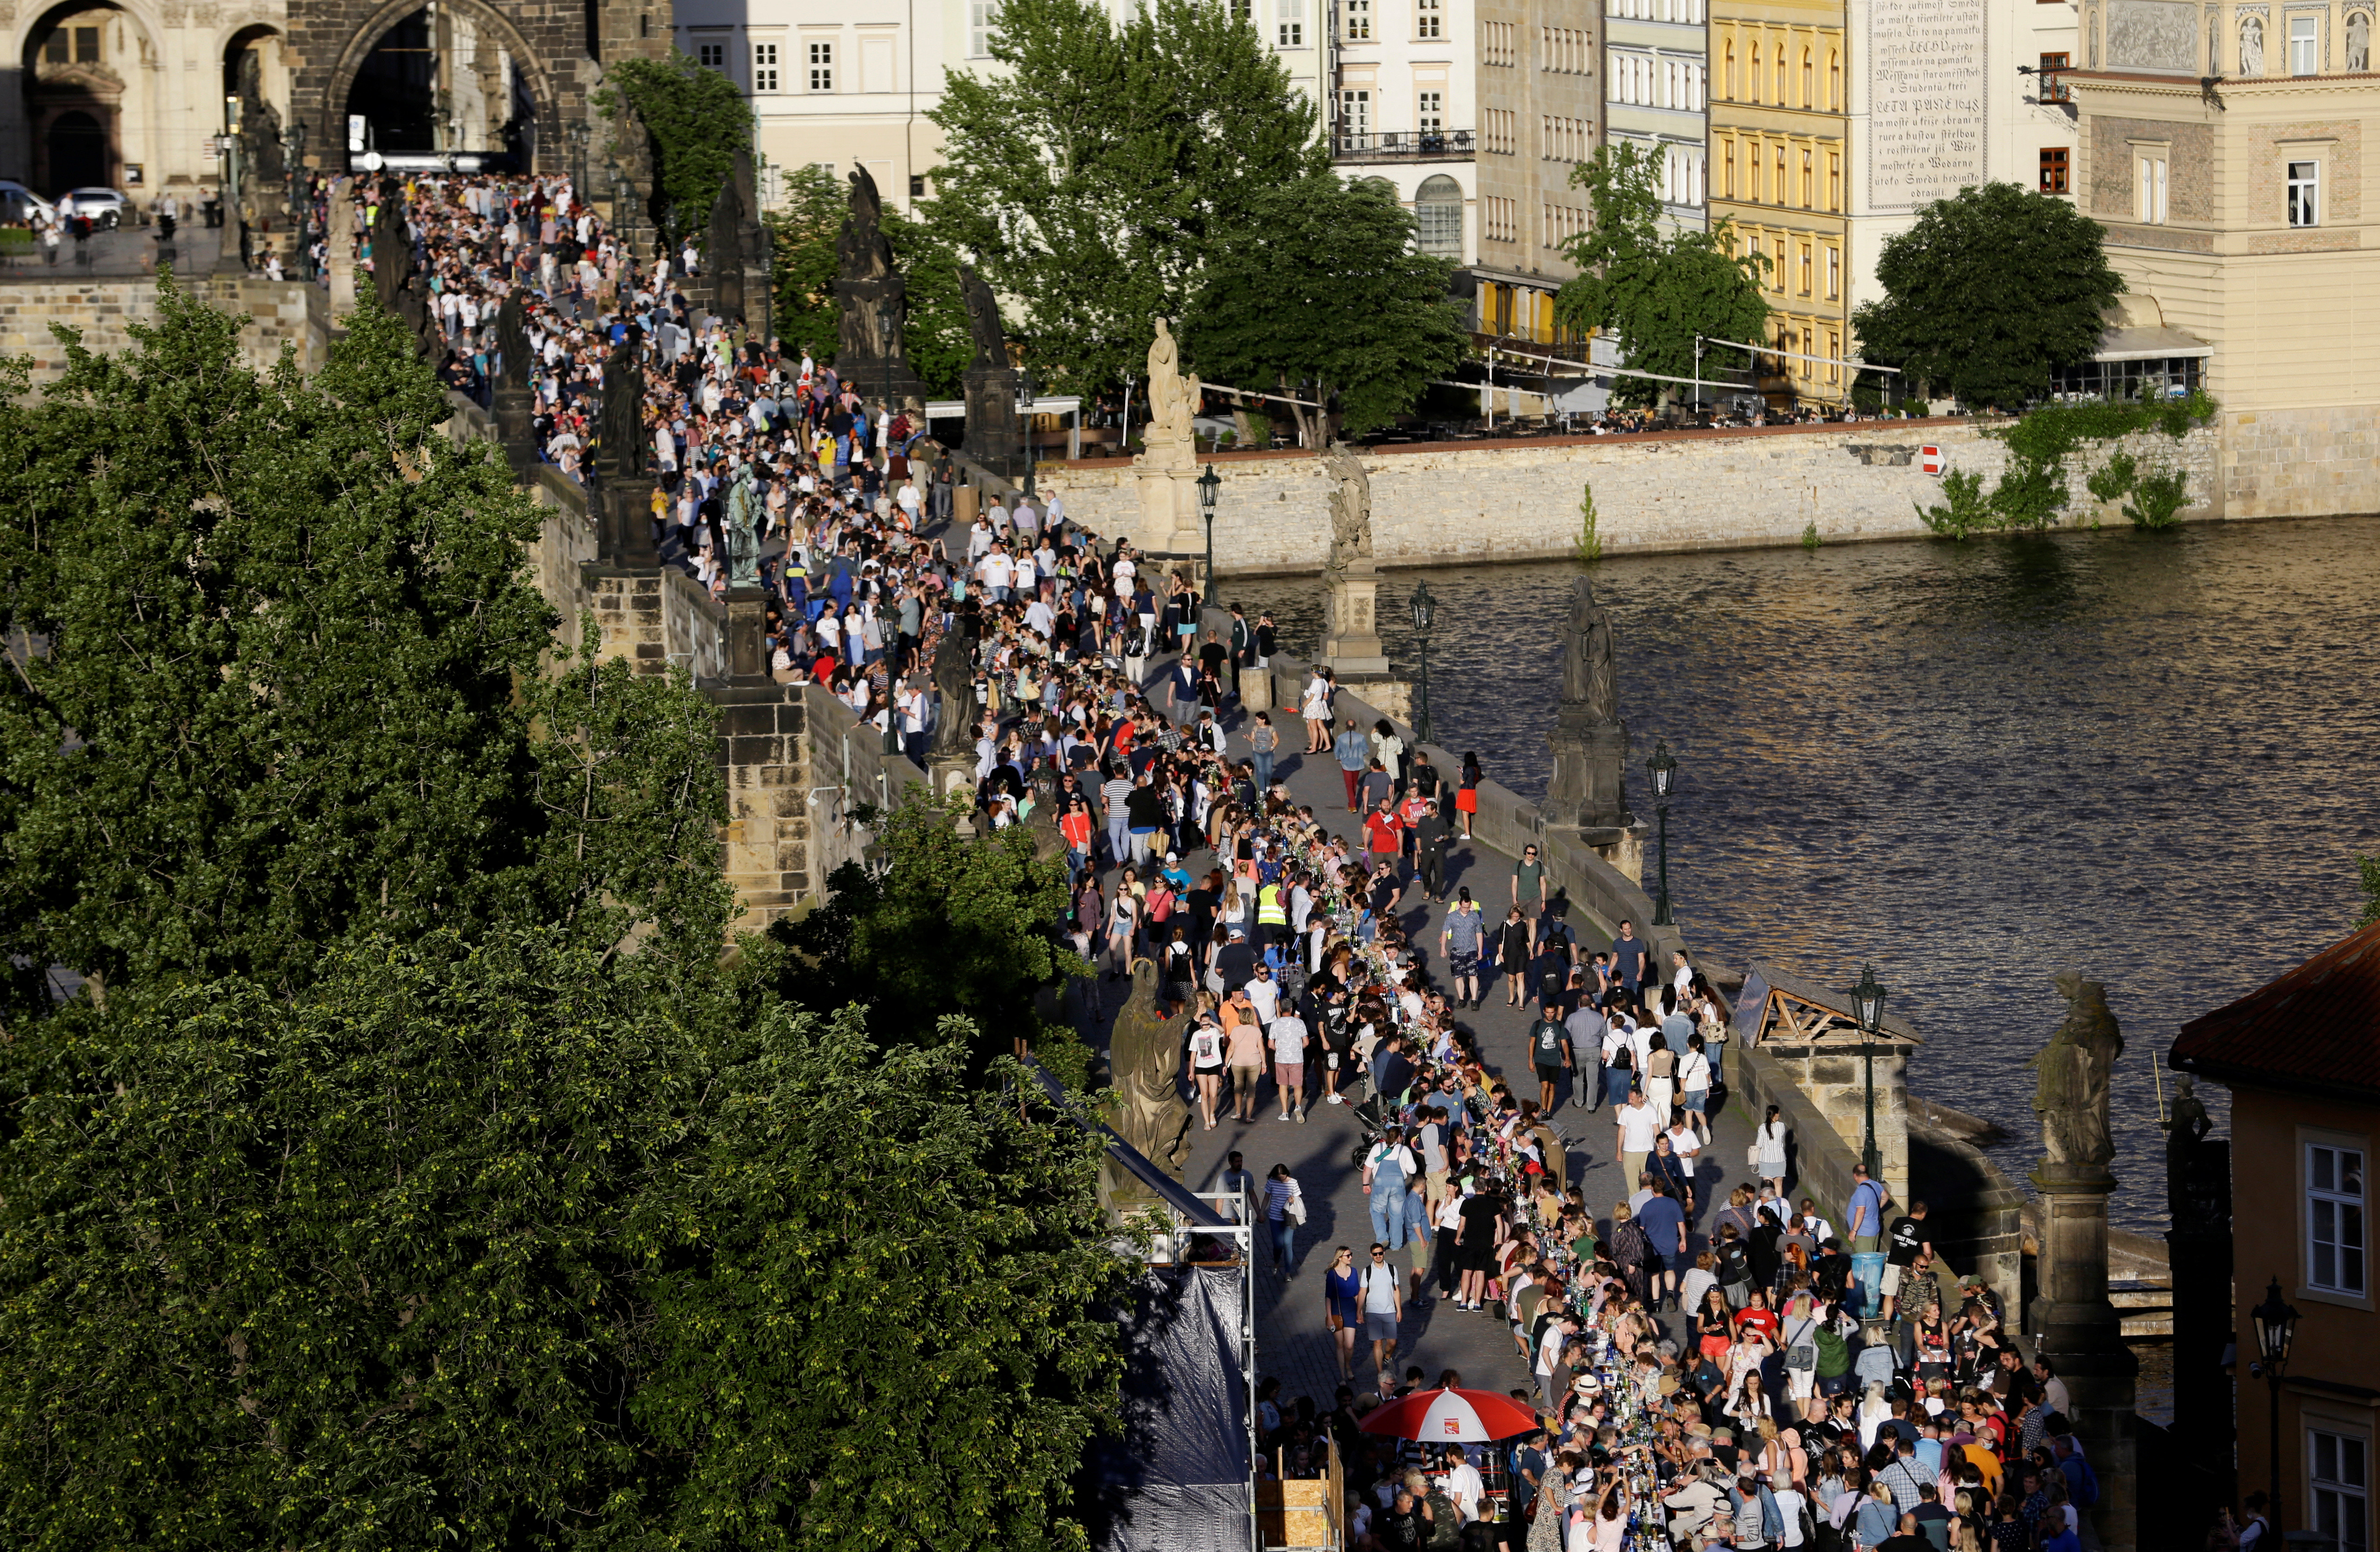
[55,187,128,229]
[0,181,55,226]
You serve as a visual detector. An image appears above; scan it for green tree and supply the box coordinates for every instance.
[766,161,847,366]
[1851,182,2123,410]
[1186,175,1470,440]
[0,931,1128,1549]
[1555,142,1770,408]
[928,0,1325,392]
[884,209,977,399]
[596,50,756,245]
[0,286,727,1008]
[774,794,1094,1086]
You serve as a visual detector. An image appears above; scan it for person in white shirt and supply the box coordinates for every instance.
[1534,1313,1579,1410]
[1615,1088,1660,1184]
[1769,1481,1811,1549]
[1442,1452,1486,1523]
[1245,965,1281,1024]
[1358,1243,1403,1386]
[1268,1012,1308,1120]
[976,547,1015,601]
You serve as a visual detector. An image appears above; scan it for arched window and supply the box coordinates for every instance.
[1724,38,1736,98]
[1414,174,1463,257]
[1801,47,1813,105]
[1828,50,1841,108]
[1750,40,1762,100]
[1774,40,1787,101]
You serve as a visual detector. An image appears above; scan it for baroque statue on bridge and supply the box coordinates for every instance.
[1321,445,1373,578]
[1558,576,1619,724]
[2031,971,2126,1171]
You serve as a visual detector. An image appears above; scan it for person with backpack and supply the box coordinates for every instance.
[1729,1471,1786,1549]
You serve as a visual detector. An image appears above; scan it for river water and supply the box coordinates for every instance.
[1227,515,2380,1230]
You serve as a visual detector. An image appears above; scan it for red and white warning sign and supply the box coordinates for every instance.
[1920,445,1946,476]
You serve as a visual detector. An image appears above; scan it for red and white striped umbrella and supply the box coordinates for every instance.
[1356,1386,1540,1443]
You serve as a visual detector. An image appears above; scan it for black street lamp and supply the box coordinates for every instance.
[567,121,590,202]
[283,118,309,280]
[1197,463,1221,613]
[1017,369,1038,498]
[2252,1276,2301,1539]
[1646,740,1678,927]
[1851,962,1888,1182]
[877,311,895,462]
[1408,579,1437,744]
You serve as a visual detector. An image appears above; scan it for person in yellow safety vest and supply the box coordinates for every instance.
[1257,879,1287,951]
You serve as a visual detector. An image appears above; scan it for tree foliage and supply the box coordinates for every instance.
[765,162,848,367]
[883,209,977,400]
[1186,175,1469,440]
[927,0,1325,393]
[596,50,756,246]
[0,287,727,1006]
[1555,142,1770,408]
[775,794,1094,1087]
[0,932,1128,1550]
[1916,390,2214,538]
[1851,182,2124,410]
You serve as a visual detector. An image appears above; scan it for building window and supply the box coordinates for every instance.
[2040,147,2070,193]
[1415,174,1463,255]
[1775,145,1787,205]
[1775,43,1786,101]
[2039,50,2072,100]
[1801,47,1813,105]
[1826,245,1839,298]
[1341,89,1370,143]
[1829,50,1841,107]
[1418,88,1443,132]
[1345,0,1370,40]
[1798,242,1812,294]
[2313,1429,2370,1552]
[1750,41,1763,101]
[2292,15,2320,73]
[698,40,726,69]
[1724,39,1736,99]
[2311,1142,2365,1290]
[805,40,834,89]
[2135,152,2168,223]
[1279,0,1303,46]
[1417,0,1441,37]
[1827,330,1841,383]
[1801,147,1813,206]
[752,42,779,91]
[970,0,997,54]
[1828,151,1841,209]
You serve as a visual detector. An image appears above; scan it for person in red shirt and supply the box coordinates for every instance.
[1733,1285,1782,1345]
[1362,799,1405,875]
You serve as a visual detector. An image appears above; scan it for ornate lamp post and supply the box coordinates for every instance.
[1408,579,1437,744]
[2252,1276,2301,1539]
[282,118,309,279]
[1017,369,1038,498]
[1851,962,1888,1181]
[1645,740,1678,927]
[1197,463,1220,610]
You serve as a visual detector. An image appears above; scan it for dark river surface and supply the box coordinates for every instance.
[1228,515,2380,1231]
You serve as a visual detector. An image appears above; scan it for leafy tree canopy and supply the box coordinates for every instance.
[765,161,847,367]
[774,795,1095,1087]
[0,285,730,1009]
[596,50,756,245]
[1186,174,1470,440]
[0,931,1128,1550]
[1554,142,1770,408]
[1851,181,2123,410]
[927,0,1325,393]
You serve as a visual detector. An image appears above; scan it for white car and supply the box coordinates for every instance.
[55,187,127,229]
[0,181,54,225]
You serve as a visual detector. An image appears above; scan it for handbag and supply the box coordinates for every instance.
[1288,1181,1307,1225]
[1747,1140,1763,1168]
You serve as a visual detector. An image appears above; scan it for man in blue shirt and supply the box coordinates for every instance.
[1608,920,1650,1000]
[1333,717,1371,812]
[1847,1162,1889,1254]
[1636,1183,1688,1310]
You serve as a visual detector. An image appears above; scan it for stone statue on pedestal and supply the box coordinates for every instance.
[962,266,1007,371]
[1142,315,1201,468]
[1543,575,1635,836]
[724,464,762,585]
[1323,445,1373,578]
[931,630,979,758]
[495,292,531,390]
[1105,958,1191,1187]
[836,167,904,360]
[1561,577,1620,724]
[2031,972,2125,1170]
[598,341,644,480]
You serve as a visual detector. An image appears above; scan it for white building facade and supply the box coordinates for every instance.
[1604,0,1710,231]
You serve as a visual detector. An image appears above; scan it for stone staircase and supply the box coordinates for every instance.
[2112,1277,2174,1340]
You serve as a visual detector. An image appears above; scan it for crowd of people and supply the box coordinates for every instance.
[351,170,2104,1552]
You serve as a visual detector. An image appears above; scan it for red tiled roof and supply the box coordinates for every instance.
[2171,920,2380,1097]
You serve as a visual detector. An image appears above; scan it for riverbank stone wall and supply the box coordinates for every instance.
[1039,418,2227,572]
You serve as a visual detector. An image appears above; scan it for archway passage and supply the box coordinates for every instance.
[46,108,107,191]
[345,8,434,155]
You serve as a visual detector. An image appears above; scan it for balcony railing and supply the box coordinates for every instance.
[1334,129,1475,163]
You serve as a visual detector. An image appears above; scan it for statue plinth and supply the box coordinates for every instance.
[494,387,539,476]
[1321,562,1389,676]
[725,586,769,684]
[962,365,1023,479]
[1543,705,1634,832]
[839,346,934,413]
[597,477,660,568]
[926,753,978,805]
[1133,454,1206,555]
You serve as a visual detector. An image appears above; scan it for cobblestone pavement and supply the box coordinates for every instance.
[1077,660,1759,1422]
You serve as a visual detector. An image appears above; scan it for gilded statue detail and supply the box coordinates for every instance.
[2031,971,2125,1171]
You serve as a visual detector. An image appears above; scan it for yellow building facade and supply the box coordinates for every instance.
[1707,0,1849,402]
